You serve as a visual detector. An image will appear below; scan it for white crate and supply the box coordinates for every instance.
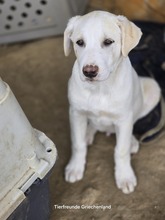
[0,0,88,44]
[0,78,57,220]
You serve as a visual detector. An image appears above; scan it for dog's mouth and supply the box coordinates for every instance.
[84,77,101,83]
[84,75,110,83]
[80,74,97,82]
[86,78,96,82]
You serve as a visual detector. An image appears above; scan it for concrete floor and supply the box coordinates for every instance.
[0,34,165,220]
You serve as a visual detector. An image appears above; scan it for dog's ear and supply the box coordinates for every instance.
[64,16,81,56]
[117,16,142,57]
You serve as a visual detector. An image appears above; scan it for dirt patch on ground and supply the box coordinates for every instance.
[0,37,165,220]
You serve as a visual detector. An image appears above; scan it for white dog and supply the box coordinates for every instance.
[63,11,161,194]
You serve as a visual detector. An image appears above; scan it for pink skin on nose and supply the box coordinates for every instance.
[82,65,99,78]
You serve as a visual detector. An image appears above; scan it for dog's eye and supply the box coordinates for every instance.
[103,39,114,46]
[76,39,85,47]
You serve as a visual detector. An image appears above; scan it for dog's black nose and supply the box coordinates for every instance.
[83,65,99,78]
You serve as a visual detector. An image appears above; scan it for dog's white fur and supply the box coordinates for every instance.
[64,11,161,194]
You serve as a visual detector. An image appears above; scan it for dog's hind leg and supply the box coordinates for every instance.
[139,77,160,118]
[130,135,139,154]
[86,122,97,145]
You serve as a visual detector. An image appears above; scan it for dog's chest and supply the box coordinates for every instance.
[71,88,121,127]
[87,109,117,132]
[69,78,129,131]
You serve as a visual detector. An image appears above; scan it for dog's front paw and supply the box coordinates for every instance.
[115,166,137,194]
[65,158,85,183]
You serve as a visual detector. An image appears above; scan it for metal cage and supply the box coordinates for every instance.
[0,0,88,44]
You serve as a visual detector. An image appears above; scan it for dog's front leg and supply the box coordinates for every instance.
[65,107,88,183]
[114,114,137,194]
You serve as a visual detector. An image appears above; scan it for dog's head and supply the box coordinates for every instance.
[64,11,142,82]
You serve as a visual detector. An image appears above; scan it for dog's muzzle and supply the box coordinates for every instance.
[82,65,99,79]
